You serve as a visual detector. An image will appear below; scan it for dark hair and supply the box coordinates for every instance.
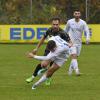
[51,17,60,22]
[74,9,80,12]
[47,40,56,51]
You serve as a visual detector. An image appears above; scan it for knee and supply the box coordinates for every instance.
[46,70,53,77]
[71,54,77,59]
[41,61,48,68]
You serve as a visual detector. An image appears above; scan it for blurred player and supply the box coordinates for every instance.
[64,9,90,76]
[26,17,70,84]
[27,36,71,89]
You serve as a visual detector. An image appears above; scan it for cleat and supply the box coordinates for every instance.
[76,72,83,76]
[32,84,36,90]
[45,78,52,86]
[32,87,36,90]
[26,76,34,83]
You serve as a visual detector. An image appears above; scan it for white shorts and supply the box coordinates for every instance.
[48,44,70,67]
[51,51,69,67]
[53,58,66,67]
[69,44,82,56]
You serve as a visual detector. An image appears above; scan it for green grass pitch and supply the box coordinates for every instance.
[0,44,100,100]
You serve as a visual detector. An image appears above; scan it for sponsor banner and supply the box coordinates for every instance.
[0,25,50,43]
[0,25,100,43]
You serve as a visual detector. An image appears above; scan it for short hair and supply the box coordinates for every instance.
[51,17,60,22]
[47,40,56,51]
[73,9,81,13]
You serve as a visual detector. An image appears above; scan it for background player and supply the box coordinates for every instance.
[64,9,90,76]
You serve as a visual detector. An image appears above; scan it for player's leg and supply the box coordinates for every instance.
[33,48,50,76]
[45,61,53,85]
[26,63,43,83]
[75,44,82,75]
[68,46,76,75]
[32,63,60,89]
[70,54,80,75]
[68,60,74,75]
[26,60,50,83]
[26,49,50,83]
[68,46,80,75]
[32,51,67,89]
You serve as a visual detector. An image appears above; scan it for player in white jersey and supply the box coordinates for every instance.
[27,36,71,89]
[64,10,90,76]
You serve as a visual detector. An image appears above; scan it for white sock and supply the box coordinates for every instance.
[68,62,73,75]
[71,59,80,74]
[32,75,35,79]
[34,74,48,86]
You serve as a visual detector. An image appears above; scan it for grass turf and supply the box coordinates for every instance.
[0,44,100,100]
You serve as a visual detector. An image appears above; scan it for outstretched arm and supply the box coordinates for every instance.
[32,36,45,54]
[28,52,56,61]
[32,28,50,54]
[83,22,90,44]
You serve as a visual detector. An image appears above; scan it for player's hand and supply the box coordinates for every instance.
[32,48,38,54]
[27,52,35,58]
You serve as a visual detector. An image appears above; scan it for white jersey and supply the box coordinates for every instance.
[48,36,69,47]
[64,18,90,44]
[34,36,70,66]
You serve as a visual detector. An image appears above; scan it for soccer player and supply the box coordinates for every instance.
[26,17,70,84]
[64,9,90,76]
[27,36,71,89]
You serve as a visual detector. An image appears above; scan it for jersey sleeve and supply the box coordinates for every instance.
[83,21,90,40]
[59,31,70,42]
[64,21,70,33]
[34,52,56,61]
[44,28,51,39]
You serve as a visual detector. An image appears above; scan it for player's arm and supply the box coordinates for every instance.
[32,36,45,54]
[32,28,50,54]
[64,21,70,33]
[83,22,90,44]
[63,21,73,47]
[60,31,73,47]
[28,52,56,61]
